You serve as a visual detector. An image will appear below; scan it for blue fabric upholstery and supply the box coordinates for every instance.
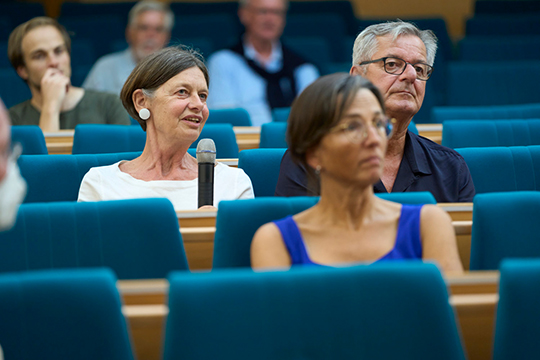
[190,123,239,158]
[0,198,188,278]
[213,193,437,269]
[259,122,288,148]
[447,61,540,106]
[173,14,240,50]
[282,35,332,68]
[0,268,134,360]
[456,146,540,194]
[11,125,48,155]
[72,124,146,154]
[494,259,540,359]
[466,15,540,36]
[475,1,540,14]
[431,103,540,123]
[458,36,540,61]
[238,148,287,197]
[18,152,141,203]
[442,120,540,148]
[470,192,540,270]
[207,108,251,126]
[287,1,357,36]
[0,68,32,108]
[164,263,465,360]
[272,107,290,122]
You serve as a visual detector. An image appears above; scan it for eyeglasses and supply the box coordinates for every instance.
[329,117,395,144]
[359,57,433,81]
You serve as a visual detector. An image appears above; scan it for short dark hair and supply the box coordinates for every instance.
[8,17,71,72]
[288,72,385,169]
[120,46,209,130]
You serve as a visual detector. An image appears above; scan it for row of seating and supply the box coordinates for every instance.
[0,190,536,277]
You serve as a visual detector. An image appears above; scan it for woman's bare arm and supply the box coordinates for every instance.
[250,223,292,270]
[420,205,464,274]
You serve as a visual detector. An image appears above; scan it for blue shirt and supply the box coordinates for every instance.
[275,131,475,203]
[207,39,319,126]
[83,48,137,95]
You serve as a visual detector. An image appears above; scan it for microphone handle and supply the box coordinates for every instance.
[198,162,214,208]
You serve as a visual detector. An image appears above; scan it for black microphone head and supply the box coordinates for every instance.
[196,138,216,164]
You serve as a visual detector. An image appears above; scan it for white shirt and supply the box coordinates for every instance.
[83,48,137,95]
[78,161,254,211]
[207,40,319,126]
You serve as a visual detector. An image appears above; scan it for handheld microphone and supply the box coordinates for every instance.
[196,139,216,208]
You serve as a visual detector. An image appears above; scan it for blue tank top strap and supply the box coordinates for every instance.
[380,204,423,260]
[273,215,318,266]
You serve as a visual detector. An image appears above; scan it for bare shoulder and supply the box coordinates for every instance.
[250,222,291,270]
[420,204,452,223]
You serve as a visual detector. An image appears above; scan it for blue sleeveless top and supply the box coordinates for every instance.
[273,204,423,266]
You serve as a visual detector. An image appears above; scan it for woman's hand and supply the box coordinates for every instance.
[197,205,217,211]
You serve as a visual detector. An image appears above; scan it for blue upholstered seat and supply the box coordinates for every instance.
[259,122,287,148]
[466,15,540,36]
[72,124,146,154]
[0,268,134,360]
[0,198,189,278]
[431,103,540,123]
[456,146,540,194]
[238,148,287,196]
[458,36,540,61]
[442,119,540,149]
[213,193,436,269]
[470,192,540,270]
[207,108,251,126]
[11,125,48,155]
[164,263,466,360]
[494,259,540,360]
[190,123,239,158]
[0,68,32,108]
[18,152,141,203]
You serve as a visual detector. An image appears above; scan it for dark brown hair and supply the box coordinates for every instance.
[287,73,385,192]
[120,46,209,130]
[8,17,71,72]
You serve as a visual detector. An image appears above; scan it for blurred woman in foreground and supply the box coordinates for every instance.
[251,73,462,273]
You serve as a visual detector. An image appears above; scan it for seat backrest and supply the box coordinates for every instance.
[213,192,438,269]
[272,107,290,122]
[190,123,239,158]
[470,192,540,270]
[0,68,32,109]
[164,263,465,360]
[0,268,134,360]
[456,146,540,194]
[0,198,189,278]
[259,122,288,148]
[494,259,540,360]
[475,0,540,15]
[72,124,146,154]
[458,36,540,61]
[443,119,540,148]
[18,152,141,203]
[431,103,540,123]
[206,108,251,126]
[11,125,48,155]
[466,14,540,36]
[238,148,287,197]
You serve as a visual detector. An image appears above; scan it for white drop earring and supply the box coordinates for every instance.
[315,165,322,176]
[139,108,150,120]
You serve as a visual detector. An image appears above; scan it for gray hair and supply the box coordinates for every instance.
[238,0,289,9]
[128,0,174,31]
[352,20,438,70]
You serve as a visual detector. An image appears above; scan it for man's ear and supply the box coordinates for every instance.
[16,66,28,81]
[132,89,148,113]
[350,65,361,76]
[238,7,249,27]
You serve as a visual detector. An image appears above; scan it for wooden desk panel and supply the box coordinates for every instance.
[417,123,442,144]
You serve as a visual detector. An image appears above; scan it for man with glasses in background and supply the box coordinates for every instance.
[275,20,475,202]
[83,1,173,95]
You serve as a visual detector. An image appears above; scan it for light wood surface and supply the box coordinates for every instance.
[417,123,443,144]
[120,270,498,360]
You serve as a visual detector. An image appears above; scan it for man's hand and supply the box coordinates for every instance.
[41,68,70,111]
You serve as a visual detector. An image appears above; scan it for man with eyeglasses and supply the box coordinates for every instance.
[83,1,173,95]
[275,20,475,202]
[207,0,319,126]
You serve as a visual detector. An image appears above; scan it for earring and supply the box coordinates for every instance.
[139,108,150,120]
[315,165,321,176]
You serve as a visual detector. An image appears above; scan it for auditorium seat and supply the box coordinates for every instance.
[458,36,540,61]
[191,124,240,158]
[238,148,287,196]
[173,14,240,51]
[287,1,358,36]
[206,108,251,126]
[11,125,48,155]
[282,36,332,69]
[213,193,437,269]
[0,268,134,360]
[446,61,540,106]
[164,263,466,360]
[60,2,135,19]
[466,15,540,36]
[0,198,189,278]
[272,107,290,122]
[259,122,287,148]
[18,152,141,203]
[470,192,540,270]
[72,124,146,154]
[456,146,540,194]
[431,103,540,123]
[0,3,45,32]
[493,259,540,360]
[0,68,32,109]
[475,0,540,15]
[442,120,540,149]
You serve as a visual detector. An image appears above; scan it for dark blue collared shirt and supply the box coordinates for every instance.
[275,131,475,203]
